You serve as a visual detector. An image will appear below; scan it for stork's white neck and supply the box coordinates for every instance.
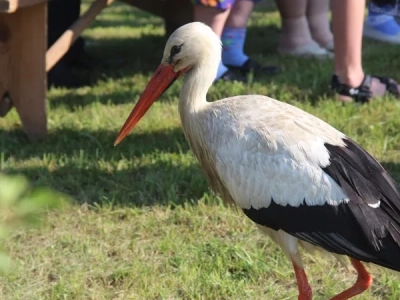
[178,53,219,115]
[177,57,217,156]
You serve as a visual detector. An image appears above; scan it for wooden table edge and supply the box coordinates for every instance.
[0,0,48,13]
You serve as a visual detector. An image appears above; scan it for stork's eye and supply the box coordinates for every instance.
[170,44,183,57]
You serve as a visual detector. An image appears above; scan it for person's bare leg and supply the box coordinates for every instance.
[221,0,253,67]
[332,0,400,101]
[225,0,253,28]
[222,0,279,74]
[194,5,231,37]
[194,5,234,80]
[307,0,333,50]
[275,0,312,49]
[331,0,364,87]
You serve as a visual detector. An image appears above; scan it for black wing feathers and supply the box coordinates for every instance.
[324,138,400,242]
[324,141,381,206]
[324,138,400,211]
[242,137,400,272]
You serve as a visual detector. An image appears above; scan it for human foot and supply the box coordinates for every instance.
[307,12,334,51]
[221,27,280,77]
[278,41,333,58]
[278,16,333,57]
[331,74,400,103]
[279,16,313,49]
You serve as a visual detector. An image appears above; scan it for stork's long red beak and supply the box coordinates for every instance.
[114,64,185,146]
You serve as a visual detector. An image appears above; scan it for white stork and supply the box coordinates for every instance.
[114,22,400,300]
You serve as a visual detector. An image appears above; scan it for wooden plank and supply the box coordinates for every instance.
[0,15,12,117]
[46,0,115,72]
[0,0,47,13]
[0,2,47,140]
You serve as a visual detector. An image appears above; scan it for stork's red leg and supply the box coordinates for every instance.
[330,258,373,300]
[292,260,313,300]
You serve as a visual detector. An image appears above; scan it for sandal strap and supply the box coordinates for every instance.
[376,76,400,98]
[331,74,372,103]
[331,74,400,103]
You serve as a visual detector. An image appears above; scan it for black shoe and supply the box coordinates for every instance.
[225,58,280,76]
[215,70,246,83]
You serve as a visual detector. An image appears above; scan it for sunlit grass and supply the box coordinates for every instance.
[1,1,400,299]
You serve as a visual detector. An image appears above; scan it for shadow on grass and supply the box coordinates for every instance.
[4,162,209,207]
[86,0,278,31]
[48,85,140,111]
[72,0,336,107]
[245,23,335,105]
[89,4,164,30]
[3,126,400,207]
[75,33,166,84]
[57,21,334,111]
[82,0,398,107]
[0,127,189,160]
[1,127,210,207]
[255,0,279,13]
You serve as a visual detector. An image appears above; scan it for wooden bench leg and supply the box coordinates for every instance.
[0,3,47,141]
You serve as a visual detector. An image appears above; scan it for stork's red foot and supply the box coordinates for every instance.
[293,261,313,300]
[330,258,373,300]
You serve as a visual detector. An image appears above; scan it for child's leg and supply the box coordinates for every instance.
[331,0,364,88]
[194,2,233,80]
[275,0,331,57]
[194,5,231,36]
[222,0,280,74]
[275,0,310,49]
[331,0,400,102]
[306,0,334,50]
[221,0,254,67]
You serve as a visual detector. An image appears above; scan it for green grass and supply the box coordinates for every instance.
[1,1,400,299]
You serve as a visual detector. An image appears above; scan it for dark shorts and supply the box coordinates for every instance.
[192,0,263,11]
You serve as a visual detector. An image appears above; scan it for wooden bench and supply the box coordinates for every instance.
[0,0,192,141]
[0,0,48,141]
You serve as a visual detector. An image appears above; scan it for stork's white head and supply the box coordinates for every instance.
[114,22,222,146]
[161,22,222,73]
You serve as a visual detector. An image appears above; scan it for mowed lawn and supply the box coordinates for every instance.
[2,1,400,299]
